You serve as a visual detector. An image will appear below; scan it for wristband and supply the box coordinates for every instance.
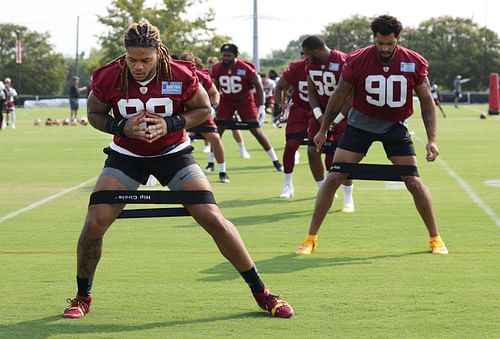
[313,107,322,120]
[164,115,186,133]
[104,118,126,137]
[333,113,346,124]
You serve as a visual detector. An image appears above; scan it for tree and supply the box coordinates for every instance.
[97,0,229,66]
[322,15,373,53]
[0,24,67,95]
[403,17,500,91]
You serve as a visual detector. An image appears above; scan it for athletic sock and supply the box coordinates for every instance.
[316,179,324,188]
[240,266,265,293]
[342,184,353,205]
[218,162,226,173]
[76,276,93,297]
[266,148,279,161]
[208,152,215,162]
[284,172,293,186]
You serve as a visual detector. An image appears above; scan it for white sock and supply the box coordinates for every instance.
[10,111,16,126]
[342,184,353,205]
[316,179,324,188]
[284,172,293,186]
[218,162,226,173]
[208,152,215,162]
[266,148,279,161]
[238,141,247,152]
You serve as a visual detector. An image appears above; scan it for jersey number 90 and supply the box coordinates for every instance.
[365,75,407,108]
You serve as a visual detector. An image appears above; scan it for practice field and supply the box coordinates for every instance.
[0,105,499,338]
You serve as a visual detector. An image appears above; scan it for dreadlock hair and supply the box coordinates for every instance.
[370,15,403,37]
[112,20,172,97]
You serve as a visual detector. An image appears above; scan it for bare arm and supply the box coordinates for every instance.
[206,83,220,107]
[415,77,439,161]
[313,76,353,151]
[307,75,321,112]
[274,76,291,109]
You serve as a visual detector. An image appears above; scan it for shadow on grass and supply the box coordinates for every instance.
[0,312,263,339]
[198,251,427,282]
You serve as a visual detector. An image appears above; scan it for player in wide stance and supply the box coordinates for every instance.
[295,15,448,255]
[212,43,283,172]
[62,21,293,319]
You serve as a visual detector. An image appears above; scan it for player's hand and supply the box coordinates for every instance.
[144,111,167,143]
[122,111,149,142]
[314,130,327,153]
[426,141,439,161]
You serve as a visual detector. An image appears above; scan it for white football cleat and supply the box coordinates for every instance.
[279,185,294,198]
[240,150,251,159]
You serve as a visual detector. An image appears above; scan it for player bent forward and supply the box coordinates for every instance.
[62,20,293,319]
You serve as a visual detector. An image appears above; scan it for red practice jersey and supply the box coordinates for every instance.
[282,59,310,110]
[92,59,199,156]
[342,45,428,121]
[212,59,257,102]
[305,49,347,109]
[196,69,213,92]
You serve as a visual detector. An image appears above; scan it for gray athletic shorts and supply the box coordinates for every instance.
[100,146,206,190]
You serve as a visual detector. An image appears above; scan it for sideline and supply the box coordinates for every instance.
[0,177,97,224]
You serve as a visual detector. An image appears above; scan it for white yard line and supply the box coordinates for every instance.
[436,157,500,227]
[414,136,500,228]
[0,177,96,224]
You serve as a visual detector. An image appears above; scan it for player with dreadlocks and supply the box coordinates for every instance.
[62,20,293,319]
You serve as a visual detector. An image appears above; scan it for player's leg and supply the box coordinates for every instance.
[63,172,134,318]
[385,124,447,254]
[280,137,301,198]
[170,160,293,318]
[201,131,230,183]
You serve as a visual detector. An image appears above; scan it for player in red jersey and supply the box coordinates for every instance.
[212,43,283,171]
[207,56,251,159]
[274,56,311,198]
[295,15,448,255]
[62,21,293,319]
[302,36,354,212]
[180,52,230,183]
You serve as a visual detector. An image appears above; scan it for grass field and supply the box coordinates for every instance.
[0,105,499,338]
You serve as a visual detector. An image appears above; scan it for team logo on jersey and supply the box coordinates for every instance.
[383,66,389,72]
[162,81,182,95]
[328,63,339,71]
[139,86,148,94]
[400,62,416,72]
[236,69,246,76]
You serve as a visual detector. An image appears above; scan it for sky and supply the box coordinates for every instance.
[4,0,498,59]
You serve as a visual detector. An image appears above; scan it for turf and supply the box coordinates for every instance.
[0,105,499,338]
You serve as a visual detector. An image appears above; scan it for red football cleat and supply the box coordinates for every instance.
[253,288,294,318]
[63,295,93,318]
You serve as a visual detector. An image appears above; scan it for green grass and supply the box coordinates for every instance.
[1,105,499,338]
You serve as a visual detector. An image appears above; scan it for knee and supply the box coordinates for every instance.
[404,177,425,194]
[84,210,112,237]
[199,210,233,236]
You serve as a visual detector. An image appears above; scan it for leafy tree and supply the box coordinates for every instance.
[322,15,373,53]
[403,17,500,90]
[97,0,229,66]
[0,24,67,95]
